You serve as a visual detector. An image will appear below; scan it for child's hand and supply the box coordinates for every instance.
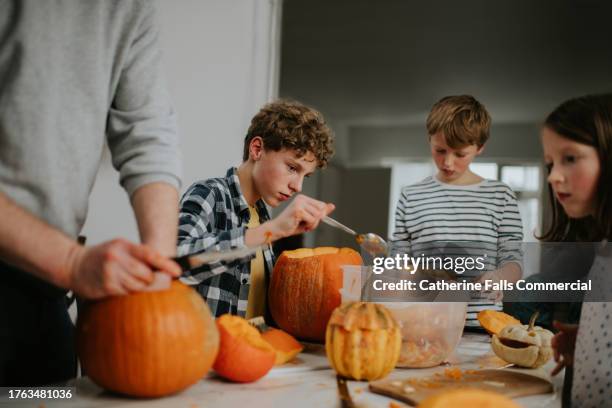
[270,194,335,239]
[551,320,578,376]
[475,270,503,302]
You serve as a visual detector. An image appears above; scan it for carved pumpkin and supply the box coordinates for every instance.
[213,314,276,382]
[325,302,401,381]
[417,388,521,408]
[261,328,304,365]
[491,312,553,368]
[77,281,219,397]
[269,247,362,342]
[477,310,520,336]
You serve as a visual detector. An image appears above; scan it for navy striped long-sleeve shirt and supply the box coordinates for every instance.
[391,175,523,326]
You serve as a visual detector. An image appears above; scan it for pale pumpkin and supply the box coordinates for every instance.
[77,281,219,398]
[491,312,553,368]
[477,310,520,336]
[417,388,521,408]
[269,247,362,342]
[325,302,401,381]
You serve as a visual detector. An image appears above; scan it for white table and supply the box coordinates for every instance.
[2,334,564,407]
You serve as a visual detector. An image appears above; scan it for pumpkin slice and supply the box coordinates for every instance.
[477,310,520,335]
[213,314,276,382]
[418,388,521,408]
[261,328,304,365]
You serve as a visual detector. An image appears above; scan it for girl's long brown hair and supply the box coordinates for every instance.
[540,94,612,242]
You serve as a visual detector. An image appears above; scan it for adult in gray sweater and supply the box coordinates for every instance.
[0,0,182,385]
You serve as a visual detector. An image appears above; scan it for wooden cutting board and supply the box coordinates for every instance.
[369,368,553,406]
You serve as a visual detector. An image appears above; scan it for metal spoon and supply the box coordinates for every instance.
[322,216,389,256]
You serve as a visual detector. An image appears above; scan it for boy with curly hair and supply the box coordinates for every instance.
[178,100,335,318]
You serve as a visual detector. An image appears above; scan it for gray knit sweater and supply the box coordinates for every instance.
[0,0,181,238]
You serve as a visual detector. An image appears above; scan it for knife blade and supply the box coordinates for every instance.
[173,245,266,272]
[336,375,356,408]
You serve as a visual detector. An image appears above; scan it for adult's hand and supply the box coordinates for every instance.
[66,238,181,299]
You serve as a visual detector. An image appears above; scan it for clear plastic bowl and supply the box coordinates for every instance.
[385,302,467,368]
[340,265,467,368]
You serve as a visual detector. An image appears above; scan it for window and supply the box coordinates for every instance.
[388,162,542,242]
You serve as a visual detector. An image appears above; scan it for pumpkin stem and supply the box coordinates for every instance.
[528,311,539,331]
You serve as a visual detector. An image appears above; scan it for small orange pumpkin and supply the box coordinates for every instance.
[325,302,401,381]
[213,314,276,382]
[269,247,362,342]
[477,310,520,336]
[77,281,218,398]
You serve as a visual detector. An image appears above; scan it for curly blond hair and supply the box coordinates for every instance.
[243,100,334,167]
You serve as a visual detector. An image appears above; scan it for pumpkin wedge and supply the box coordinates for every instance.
[213,314,276,382]
[261,328,303,365]
[477,310,520,335]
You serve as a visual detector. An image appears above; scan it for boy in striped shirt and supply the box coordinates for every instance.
[391,95,523,328]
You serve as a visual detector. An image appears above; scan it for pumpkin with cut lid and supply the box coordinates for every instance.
[325,302,401,380]
[77,281,219,397]
[269,247,362,342]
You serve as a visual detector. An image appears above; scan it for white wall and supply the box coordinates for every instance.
[81,0,282,244]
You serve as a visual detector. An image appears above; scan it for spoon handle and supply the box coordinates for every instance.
[322,216,357,236]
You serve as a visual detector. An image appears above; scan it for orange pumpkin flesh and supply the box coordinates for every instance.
[269,247,362,342]
[213,314,276,382]
[477,310,521,336]
[261,328,304,365]
[417,388,521,408]
[77,281,218,398]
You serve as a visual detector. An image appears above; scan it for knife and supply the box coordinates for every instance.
[336,375,356,408]
[173,245,266,272]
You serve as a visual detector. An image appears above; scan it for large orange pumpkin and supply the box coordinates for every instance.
[76,280,219,398]
[325,302,401,381]
[269,247,362,342]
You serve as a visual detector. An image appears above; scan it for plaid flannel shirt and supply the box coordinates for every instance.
[177,167,275,317]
